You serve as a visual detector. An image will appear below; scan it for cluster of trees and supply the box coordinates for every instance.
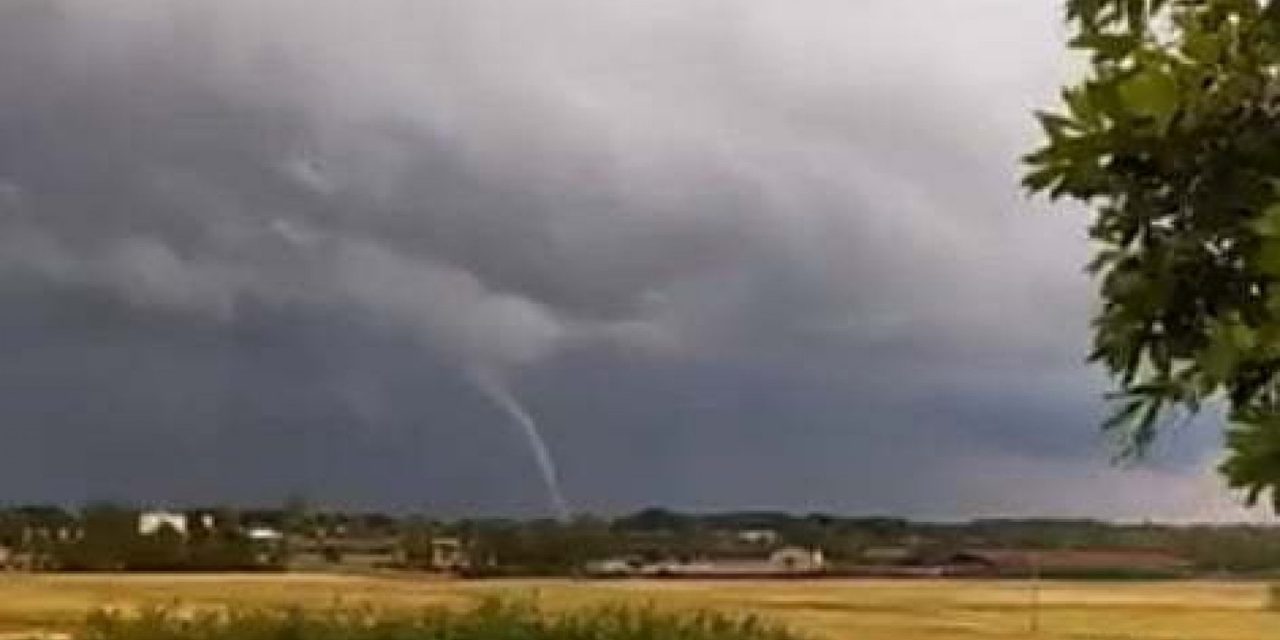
[0,505,272,571]
[57,505,268,572]
[439,511,914,576]
[454,509,1280,576]
[457,518,614,576]
[4,504,1279,575]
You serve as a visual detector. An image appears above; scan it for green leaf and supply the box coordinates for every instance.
[1035,111,1078,141]
[1071,32,1142,60]
[1199,317,1255,384]
[1250,203,1280,237]
[1125,0,1147,33]
[1221,415,1280,508]
[1227,321,1256,352]
[1022,165,1064,194]
[1117,67,1180,129]
[1258,240,1280,277]
[1266,290,1280,317]
[1063,87,1101,128]
[1199,340,1234,387]
[1182,30,1222,63]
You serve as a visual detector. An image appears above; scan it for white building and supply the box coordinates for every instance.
[584,558,637,576]
[429,537,469,570]
[769,547,826,572]
[138,511,188,537]
[736,529,780,545]
[246,527,284,542]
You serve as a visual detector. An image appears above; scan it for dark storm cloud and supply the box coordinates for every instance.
[0,0,1262,519]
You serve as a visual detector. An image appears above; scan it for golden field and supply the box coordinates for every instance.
[0,573,1275,640]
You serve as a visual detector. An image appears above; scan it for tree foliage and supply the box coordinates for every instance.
[1027,0,1280,509]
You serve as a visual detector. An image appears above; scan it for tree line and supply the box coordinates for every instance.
[2,505,1278,575]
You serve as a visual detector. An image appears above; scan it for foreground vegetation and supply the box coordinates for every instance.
[76,604,799,640]
[0,574,1277,640]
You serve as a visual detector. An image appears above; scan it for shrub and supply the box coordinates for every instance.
[78,602,805,640]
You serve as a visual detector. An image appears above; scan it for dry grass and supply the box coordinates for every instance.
[0,574,1276,640]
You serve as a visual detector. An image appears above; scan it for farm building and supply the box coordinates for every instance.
[246,526,284,542]
[584,557,643,576]
[735,529,780,546]
[585,546,828,578]
[429,537,469,571]
[769,547,826,572]
[138,511,188,537]
[288,536,404,570]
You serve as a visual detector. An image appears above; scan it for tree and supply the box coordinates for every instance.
[1026,0,1280,510]
[129,524,186,571]
[281,493,313,536]
[58,503,138,571]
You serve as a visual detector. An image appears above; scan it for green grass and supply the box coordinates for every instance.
[75,603,802,640]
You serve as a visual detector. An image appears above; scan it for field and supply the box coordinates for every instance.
[0,574,1275,640]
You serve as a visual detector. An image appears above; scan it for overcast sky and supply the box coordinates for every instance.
[0,0,1268,521]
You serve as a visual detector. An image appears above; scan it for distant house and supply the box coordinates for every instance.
[429,537,469,571]
[138,511,188,537]
[192,512,217,531]
[2,548,47,572]
[289,536,403,571]
[584,557,642,576]
[736,529,780,546]
[21,524,79,545]
[769,547,825,573]
[585,546,828,579]
[638,559,720,576]
[246,527,285,542]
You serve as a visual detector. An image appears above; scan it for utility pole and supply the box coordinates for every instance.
[1029,551,1042,636]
